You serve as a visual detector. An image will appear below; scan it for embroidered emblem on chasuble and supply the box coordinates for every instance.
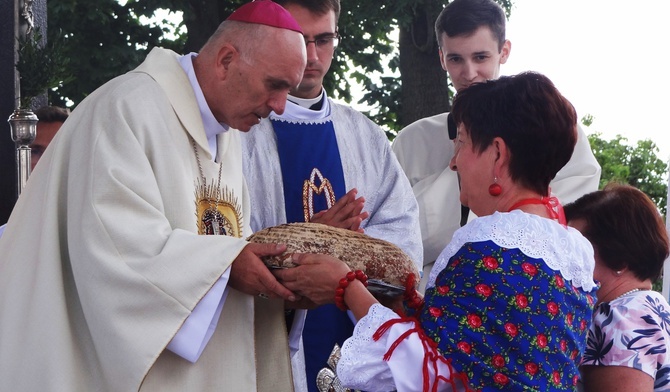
[191,138,243,237]
[271,118,346,223]
[194,184,243,237]
[303,168,336,222]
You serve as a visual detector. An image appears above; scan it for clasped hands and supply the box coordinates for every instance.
[228,188,368,306]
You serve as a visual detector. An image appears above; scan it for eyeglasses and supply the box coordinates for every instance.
[304,33,340,50]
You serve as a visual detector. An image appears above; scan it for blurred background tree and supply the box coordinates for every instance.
[47,0,513,137]
[583,113,668,216]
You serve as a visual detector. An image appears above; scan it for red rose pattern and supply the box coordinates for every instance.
[521,262,538,276]
[419,244,593,391]
[467,313,482,328]
[475,283,492,297]
[515,294,529,309]
[493,373,509,386]
[552,371,561,385]
[555,275,565,288]
[482,256,499,270]
[525,362,539,376]
[457,341,472,354]
[492,354,505,368]
[504,322,519,338]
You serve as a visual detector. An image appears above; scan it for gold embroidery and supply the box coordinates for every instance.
[194,183,243,237]
[303,168,336,222]
[191,138,243,237]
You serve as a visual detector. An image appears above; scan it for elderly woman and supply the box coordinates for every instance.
[275,72,597,391]
[565,184,670,392]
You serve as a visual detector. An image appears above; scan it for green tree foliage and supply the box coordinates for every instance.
[588,132,668,215]
[16,29,73,108]
[47,0,183,106]
[46,0,512,134]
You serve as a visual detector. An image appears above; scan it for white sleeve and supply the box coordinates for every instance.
[166,268,231,363]
[337,304,463,392]
[550,124,601,203]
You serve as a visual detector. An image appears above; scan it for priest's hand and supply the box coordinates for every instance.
[229,243,300,302]
[310,188,369,233]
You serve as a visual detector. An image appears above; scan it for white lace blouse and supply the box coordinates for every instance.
[336,211,596,392]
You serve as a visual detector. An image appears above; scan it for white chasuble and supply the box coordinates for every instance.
[0,47,293,392]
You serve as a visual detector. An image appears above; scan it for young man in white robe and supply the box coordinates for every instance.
[0,2,308,391]
[391,0,601,292]
[240,1,422,391]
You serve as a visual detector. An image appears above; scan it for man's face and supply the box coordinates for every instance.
[283,4,338,99]
[31,121,63,170]
[217,28,306,131]
[439,26,511,92]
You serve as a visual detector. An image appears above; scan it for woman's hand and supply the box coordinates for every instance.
[272,253,350,305]
[273,253,380,320]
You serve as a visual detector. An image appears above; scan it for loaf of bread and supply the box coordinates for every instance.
[247,222,419,291]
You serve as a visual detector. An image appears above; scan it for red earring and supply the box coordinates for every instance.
[488,177,502,196]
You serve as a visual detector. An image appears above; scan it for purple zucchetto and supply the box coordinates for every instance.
[227,0,303,34]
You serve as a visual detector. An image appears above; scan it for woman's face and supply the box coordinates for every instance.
[449,125,495,215]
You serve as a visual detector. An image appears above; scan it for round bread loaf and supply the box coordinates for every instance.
[247,222,419,291]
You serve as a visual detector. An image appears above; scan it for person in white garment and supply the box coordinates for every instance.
[276,71,598,392]
[0,1,308,391]
[240,1,422,391]
[391,0,601,292]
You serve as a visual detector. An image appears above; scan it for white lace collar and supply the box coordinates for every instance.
[428,210,597,291]
[269,89,331,124]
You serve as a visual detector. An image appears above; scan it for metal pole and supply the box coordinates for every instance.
[7,109,37,196]
[8,0,38,197]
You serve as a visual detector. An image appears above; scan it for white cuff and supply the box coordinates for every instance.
[166,268,231,362]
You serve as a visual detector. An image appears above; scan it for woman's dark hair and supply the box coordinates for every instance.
[451,71,577,196]
[564,183,670,282]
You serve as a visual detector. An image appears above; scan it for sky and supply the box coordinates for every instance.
[502,0,670,161]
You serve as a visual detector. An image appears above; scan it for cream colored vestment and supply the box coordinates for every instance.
[0,48,293,391]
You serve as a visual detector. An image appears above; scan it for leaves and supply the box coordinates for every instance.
[588,132,668,215]
[16,28,73,108]
[46,0,170,106]
[45,0,512,127]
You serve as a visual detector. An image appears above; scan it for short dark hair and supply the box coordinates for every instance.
[435,0,506,51]
[564,183,670,282]
[34,106,69,123]
[451,72,577,196]
[273,0,341,22]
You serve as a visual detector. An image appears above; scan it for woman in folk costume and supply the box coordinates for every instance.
[276,71,597,391]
